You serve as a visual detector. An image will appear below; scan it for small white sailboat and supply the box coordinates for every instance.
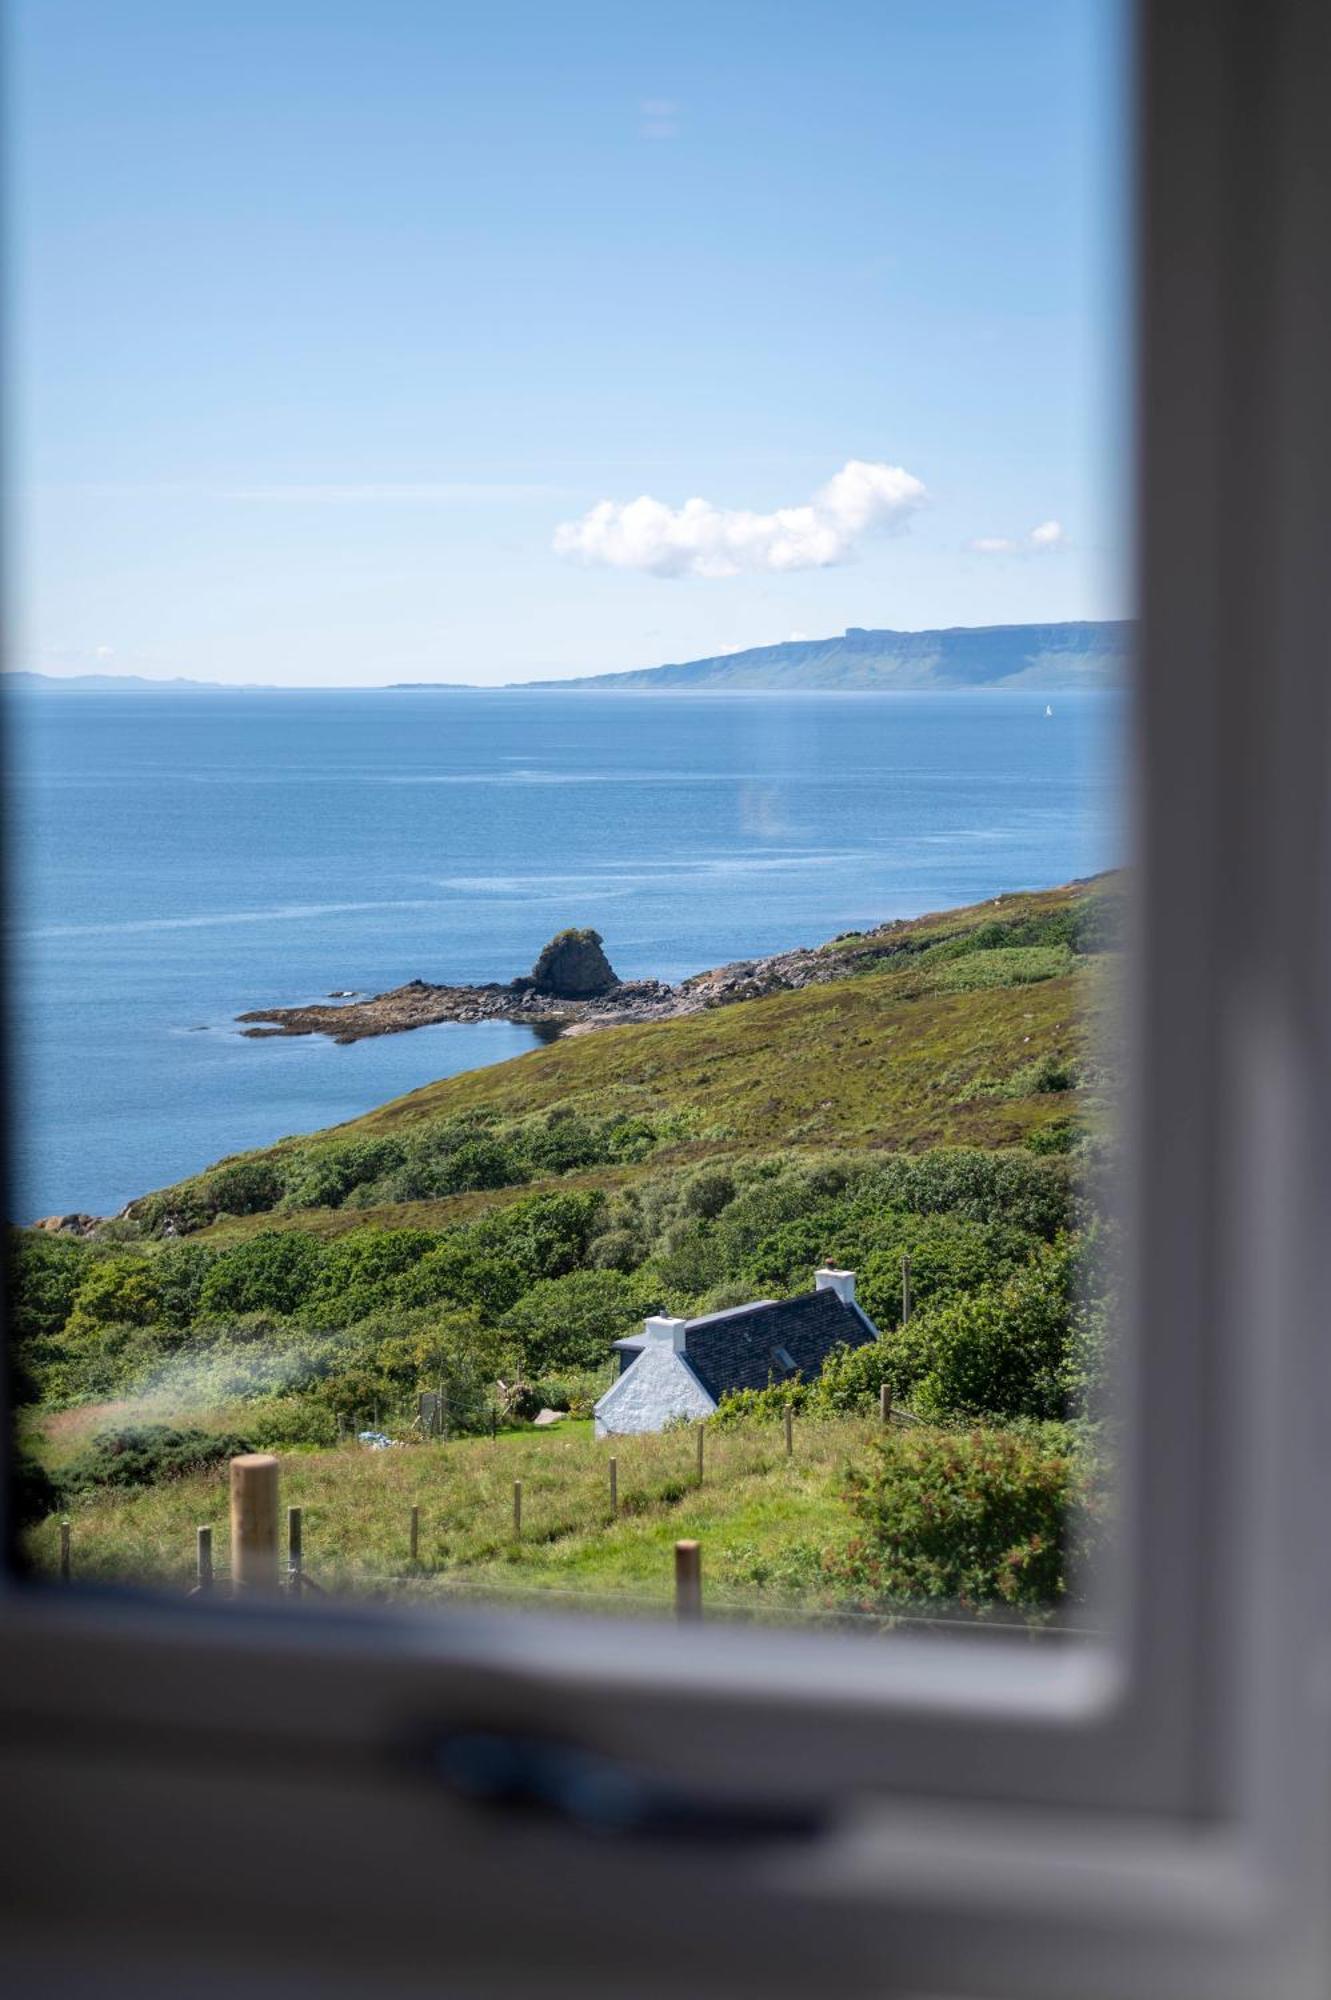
[1044,703,1054,717]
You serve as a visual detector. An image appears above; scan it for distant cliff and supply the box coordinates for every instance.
[519,620,1132,693]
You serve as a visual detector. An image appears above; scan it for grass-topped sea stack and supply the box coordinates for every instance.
[524,928,619,999]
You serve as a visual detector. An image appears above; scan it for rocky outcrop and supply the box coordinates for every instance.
[236,883,1106,1047]
[527,928,618,998]
[236,925,887,1045]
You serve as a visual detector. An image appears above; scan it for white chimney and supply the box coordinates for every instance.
[641,1314,689,1351]
[815,1267,856,1306]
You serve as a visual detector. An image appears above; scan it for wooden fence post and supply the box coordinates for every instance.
[784,1405,794,1457]
[196,1525,213,1593]
[287,1505,303,1594]
[59,1518,71,1582]
[880,1381,893,1425]
[902,1253,913,1326]
[696,1423,705,1485]
[675,1539,703,1621]
[513,1479,522,1540]
[609,1456,618,1517]
[409,1504,420,1563]
[230,1454,280,1594]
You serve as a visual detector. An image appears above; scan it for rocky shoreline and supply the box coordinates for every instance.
[235,917,923,1046]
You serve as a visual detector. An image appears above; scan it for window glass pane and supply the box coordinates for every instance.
[7,0,1130,1640]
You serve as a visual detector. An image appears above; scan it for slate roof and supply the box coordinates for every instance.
[679,1288,876,1403]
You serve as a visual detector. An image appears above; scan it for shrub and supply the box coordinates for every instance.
[473,1190,605,1285]
[681,1168,737,1219]
[710,1380,811,1431]
[62,1424,253,1496]
[930,944,1074,991]
[587,1228,642,1274]
[243,1396,340,1451]
[278,1136,409,1211]
[298,1227,437,1326]
[197,1232,323,1319]
[392,1238,520,1320]
[640,1217,726,1299]
[1025,1121,1080,1155]
[524,1366,615,1419]
[850,1150,1073,1241]
[809,1336,897,1413]
[830,1425,1100,1611]
[14,1447,61,1527]
[201,1157,286,1216]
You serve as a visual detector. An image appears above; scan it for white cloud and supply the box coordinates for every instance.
[788,629,809,642]
[968,519,1067,556]
[553,458,927,579]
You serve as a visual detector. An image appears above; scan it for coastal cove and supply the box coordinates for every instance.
[8,687,1120,1221]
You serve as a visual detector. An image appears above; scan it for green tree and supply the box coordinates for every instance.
[64,1253,161,1337]
[154,1241,215,1331]
[394,1238,525,1321]
[8,1230,88,1347]
[902,1239,1077,1422]
[500,1268,648,1376]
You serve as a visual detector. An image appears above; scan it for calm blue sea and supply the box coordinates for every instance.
[6,688,1122,1221]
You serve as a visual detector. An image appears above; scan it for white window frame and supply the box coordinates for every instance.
[4,4,1331,1992]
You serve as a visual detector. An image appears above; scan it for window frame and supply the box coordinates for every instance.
[5,2,1331,1992]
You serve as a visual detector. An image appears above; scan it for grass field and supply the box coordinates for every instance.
[27,1412,883,1620]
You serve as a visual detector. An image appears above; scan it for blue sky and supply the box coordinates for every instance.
[7,0,1130,686]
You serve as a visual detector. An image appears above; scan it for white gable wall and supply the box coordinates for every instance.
[593,1340,716,1437]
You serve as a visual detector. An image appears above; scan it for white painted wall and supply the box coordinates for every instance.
[593,1338,715,1437]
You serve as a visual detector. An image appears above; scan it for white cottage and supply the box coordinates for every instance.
[593,1268,877,1437]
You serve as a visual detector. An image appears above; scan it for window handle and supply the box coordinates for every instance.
[427,1729,830,1844]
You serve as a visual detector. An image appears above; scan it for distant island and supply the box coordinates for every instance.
[412,619,1133,694]
[8,619,1132,696]
[525,619,1135,693]
[4,671,270,693]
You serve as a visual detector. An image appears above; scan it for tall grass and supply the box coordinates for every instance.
[26,1413,880,1615]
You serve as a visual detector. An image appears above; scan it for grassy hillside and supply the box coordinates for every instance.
[124,873,1118,1245]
